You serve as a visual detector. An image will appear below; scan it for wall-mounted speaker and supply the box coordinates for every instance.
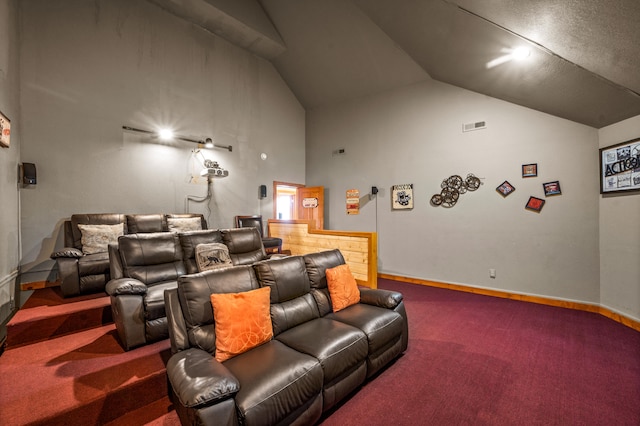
[259,184,267,199]
[22,162,37,185]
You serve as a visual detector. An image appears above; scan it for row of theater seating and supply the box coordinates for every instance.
[107,227,283,350]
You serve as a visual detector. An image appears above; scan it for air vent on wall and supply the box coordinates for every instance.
[462,121,487,132]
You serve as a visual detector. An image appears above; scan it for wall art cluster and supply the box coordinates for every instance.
[430,174,482,208]
[497,163,562,214]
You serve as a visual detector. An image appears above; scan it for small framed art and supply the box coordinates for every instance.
[599,137,640,194]
[522,163,537,178]
[0,111,10,148]
[496,181,515,197]
[543,181,561,196]
[525,196,545,212]
[391,184,413,210]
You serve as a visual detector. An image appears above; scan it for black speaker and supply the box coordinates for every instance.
[259,184,267,199]
[371,186,378,195]
[22,163,37,185]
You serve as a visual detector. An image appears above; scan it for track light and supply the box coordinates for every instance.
[122,126,232,152]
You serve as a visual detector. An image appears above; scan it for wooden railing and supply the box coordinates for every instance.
[267,219,378,288]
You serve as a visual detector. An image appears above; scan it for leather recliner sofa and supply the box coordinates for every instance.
[50,213,207,297]
[107,227,280,350]
[164,249,408,426]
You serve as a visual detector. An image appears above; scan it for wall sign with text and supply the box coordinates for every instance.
[346,189,359,214]
[392,184,413,210]
[599,137,640,194]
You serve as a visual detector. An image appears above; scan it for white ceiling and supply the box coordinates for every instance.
[146,0,640,128]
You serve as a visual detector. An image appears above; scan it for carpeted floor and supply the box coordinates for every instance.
[319,278,640,425]
[2,280,638,425]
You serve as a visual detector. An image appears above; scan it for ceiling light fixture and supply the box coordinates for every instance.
[512,46,531,60]
[122,126,232,152]
[486,46,532,69]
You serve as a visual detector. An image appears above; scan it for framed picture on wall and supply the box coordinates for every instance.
[599,137,640,194]
[391,184,413,210]
[522,163,537,178]
[496,180,515,197]
[525,196,545,212]
[0,111,10,148]
[543,181,562,196]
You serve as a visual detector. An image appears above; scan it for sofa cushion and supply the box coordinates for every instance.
[253,256,319,336]
[276,317,367,384]
[70,213,127,250]
[144,281,178,321]
[168,216,202,233]
[303,249,346,317]
[118,233,185,285]
[126,214,167,233]
[77,251,110,276]
[78,223,124,254]
[196,243,232,272]
[222,228,266,265]
[326,264,360,312]
[327,303,404,357]
[178,266,260,354]
[210,287,273,362]
[179,229,223,274]
[223,340,323,426]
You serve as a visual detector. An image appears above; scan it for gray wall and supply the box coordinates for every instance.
[0,0,20,322]
[18,0,305,283]
[307,79,601,305]
[598,116,640,321]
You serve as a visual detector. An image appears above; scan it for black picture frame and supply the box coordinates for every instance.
[599,137,640,194]
[522,163,537,178]
[543,181,561,196]
[496,181,515,197]
[525,196,545,212]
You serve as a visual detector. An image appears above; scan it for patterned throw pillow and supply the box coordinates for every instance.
[167,217,202,233]
[195,243,232,272]
[326,263,361,312]
[210,287,273,362]
[77,223,124,255]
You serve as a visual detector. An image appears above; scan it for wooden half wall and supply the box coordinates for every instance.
[268,220,378,288]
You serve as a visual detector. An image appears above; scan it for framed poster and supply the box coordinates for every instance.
[543,181,562,196]
[496,181,515,197]
[525,196,545,213]
[392,184,413,210]
[0,111,10,148]
[346,189,359,215]
[599,137,640,194]
[522,163,537,178]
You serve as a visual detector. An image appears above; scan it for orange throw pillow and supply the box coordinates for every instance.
[210,287,273,362]
[326,264,360,312]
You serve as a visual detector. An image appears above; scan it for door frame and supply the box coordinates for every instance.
[273,181,304,221]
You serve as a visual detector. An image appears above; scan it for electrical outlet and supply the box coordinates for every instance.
[489,269,496,278]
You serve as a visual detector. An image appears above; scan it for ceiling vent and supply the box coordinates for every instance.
[462,121,487,132]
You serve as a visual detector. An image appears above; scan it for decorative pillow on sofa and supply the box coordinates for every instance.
[77,223,124,255]
[167,217,202,233]
[195,243,232,272]
[326,264,360,312]
[210,287,273,362]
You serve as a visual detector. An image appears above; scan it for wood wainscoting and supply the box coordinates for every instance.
[268,219,377,288]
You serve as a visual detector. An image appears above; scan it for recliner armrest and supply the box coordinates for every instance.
[359,288,403,309]
[105,278,148,296]
[50,247,83,259]
[167,348,240,408]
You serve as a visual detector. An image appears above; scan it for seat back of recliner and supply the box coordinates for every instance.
[176,266,260,354]
[222,228,267,265]
[69,213,127,251]
[179,229,224,274]
[117,232,186,285]
[303,249,346,317]
[253,256,320,336]
[126,214,168,233]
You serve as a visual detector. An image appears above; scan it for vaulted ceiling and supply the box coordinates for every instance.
[146,0,640,128]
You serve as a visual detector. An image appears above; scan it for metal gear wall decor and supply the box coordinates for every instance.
[430,173,482,208]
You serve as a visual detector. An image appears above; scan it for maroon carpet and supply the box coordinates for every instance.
[2,280,638,425]
[319,279,640,425]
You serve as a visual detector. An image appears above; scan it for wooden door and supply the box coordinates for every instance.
[296,186,324,229]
